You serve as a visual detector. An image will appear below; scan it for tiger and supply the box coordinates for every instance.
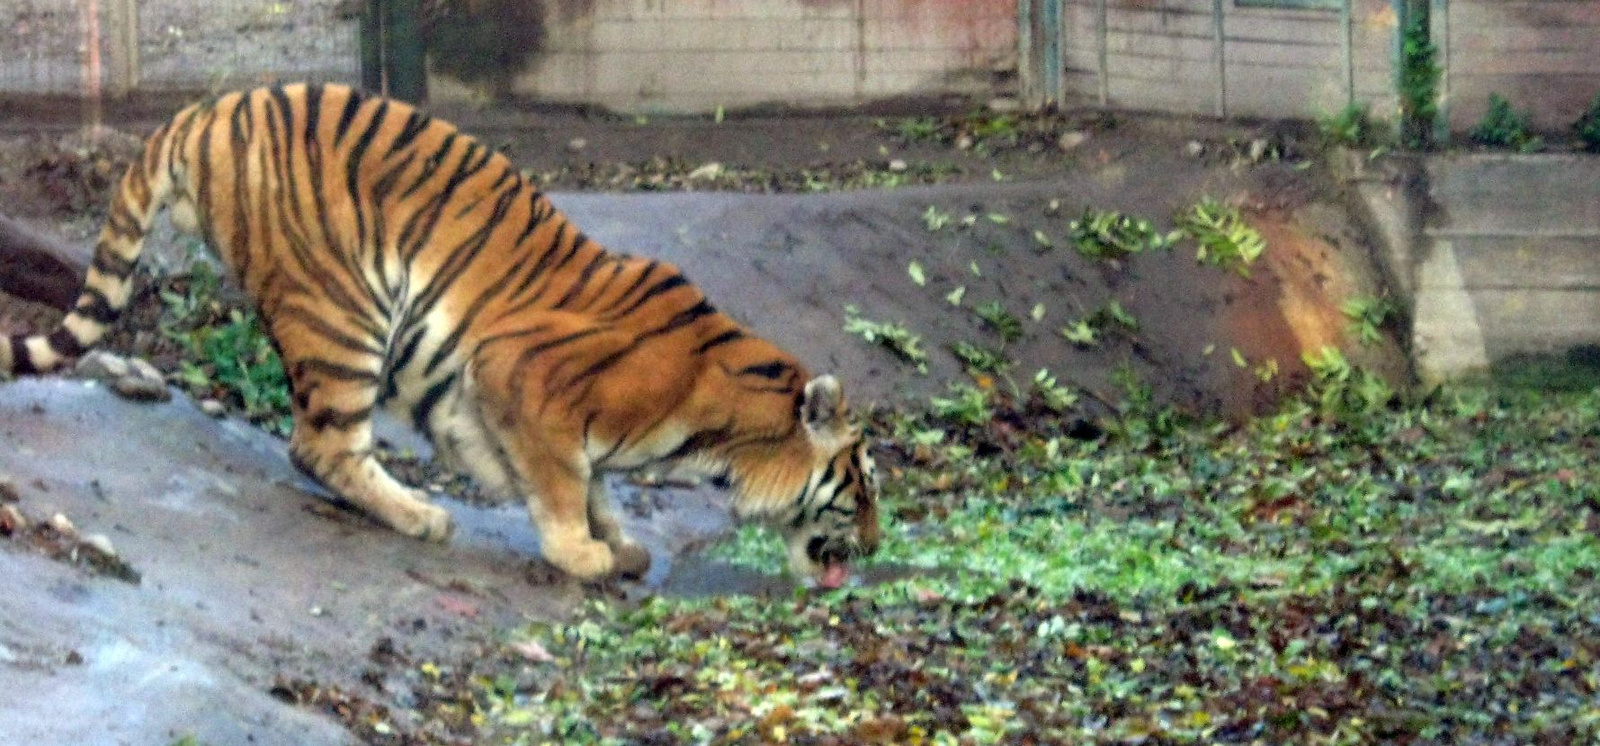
[0,83,880,587]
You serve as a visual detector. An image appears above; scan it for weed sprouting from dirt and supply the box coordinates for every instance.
[153,264,292,435]
[1179,198,1266,276]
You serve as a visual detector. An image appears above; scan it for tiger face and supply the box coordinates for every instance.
[780,376,881,588]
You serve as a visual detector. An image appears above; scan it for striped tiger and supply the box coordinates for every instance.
[0,83,880,587]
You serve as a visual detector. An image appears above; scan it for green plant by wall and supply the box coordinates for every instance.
[1575,92,1600,153]
[1470,94,1542,152]
[1397,5,1439,149]
[1317,103,1385,149]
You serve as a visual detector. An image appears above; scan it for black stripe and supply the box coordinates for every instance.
[46,327,84,357]
[556,300,716,392]
[410,373,457,429]
[604,274,688,320]
[293,358,378,382]
[695,329,744,355]
[91,247,136,279]
[551,252,609,309]
[399,132,455,200]
[333,87,365,146]
[739,361,791,380]
[308,405,373,431]
[278,306,382,355]
[389,110,432,156]
[106,199,140,238]
[8,335,37,374]
[346,99,389,258]
[75,287,120,324]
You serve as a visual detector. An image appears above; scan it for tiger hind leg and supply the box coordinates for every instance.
[281,349,453,542]
[586,475,650,579]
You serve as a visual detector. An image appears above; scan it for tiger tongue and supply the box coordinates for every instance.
[818,562,850,589]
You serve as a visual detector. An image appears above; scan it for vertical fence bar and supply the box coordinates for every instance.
[1096,0,1109,106]
[1432,0,1450,143]
[1018,0,1035,106]
[360,0,384,92]
[105,0,138,97]
[1212,0,1226,117]
[1341,0,1354,108]
[1041,0,1063,106]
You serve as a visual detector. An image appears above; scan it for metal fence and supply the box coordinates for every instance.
[1019,0,1401,123]
[0,0,359,97]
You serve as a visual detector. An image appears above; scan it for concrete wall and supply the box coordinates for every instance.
[1344,151,1600,381]
[1439,0,1600,135]
[1056,0,1397,120]
[431,0,1016,113]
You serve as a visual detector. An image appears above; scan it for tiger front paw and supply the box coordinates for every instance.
[404,503,456,543]
[545,536,615,581]
[610,540,651,580]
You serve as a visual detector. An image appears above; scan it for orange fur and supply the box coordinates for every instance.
[2,84,880,581]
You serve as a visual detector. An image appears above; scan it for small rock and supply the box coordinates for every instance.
[1184,140,1206,158]
[955,135,974,151]
[887,159,908,173]
[566,137,587,153]
[82,533,116,557]
[127,357,163,382]
[199,399,227,418]
[309,605,325,617]
[687,162,723,181]
[1057,131,1089,151]
[112,375,172,402]
[1248,138,1271,162]
[0,504,27,535]
[49,512,76,536]
[64,650,84,665]
[74,350,129,382]
[986,97,1022,114]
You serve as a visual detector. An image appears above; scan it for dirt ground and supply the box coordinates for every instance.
[0,102,1410,743]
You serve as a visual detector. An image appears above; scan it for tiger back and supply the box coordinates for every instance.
[0,83,880,585]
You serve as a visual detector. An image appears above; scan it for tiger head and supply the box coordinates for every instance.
[746,374,881,587]
[711,372,880,587]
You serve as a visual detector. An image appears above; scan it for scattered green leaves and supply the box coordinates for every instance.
[972,300,1024,343]
[1342,294,1397,346]
[843,305,928,373]
[1068,209,1178,260]
[1179,198,1265,276]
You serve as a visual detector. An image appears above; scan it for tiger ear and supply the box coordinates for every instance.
[801,375,845,434]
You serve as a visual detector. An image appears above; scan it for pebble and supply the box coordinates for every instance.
[74,351,129,382]
[1057,131,1089,151]
[0,504,27,534]
[82,533,116,557]
[1248,138,1271,162]
[986,96,1022,114]
[49,512,76,536]
[1184,140,1206,158]
[887,159,908,173]
[199,399,227,418]
[127,357,164,382]
[687,162,723,180]
[112,375,172,403]
[566,137,587,153]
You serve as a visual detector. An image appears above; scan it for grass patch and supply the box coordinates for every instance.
[373,381,1600,745]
